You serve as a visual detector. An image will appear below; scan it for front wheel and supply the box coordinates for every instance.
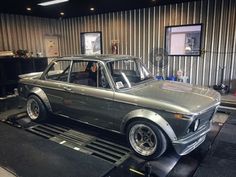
[27,95,47,122]
[127,120,167,160]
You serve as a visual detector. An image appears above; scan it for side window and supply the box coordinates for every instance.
[70,60,110,89]
[45,60,71,82]
[70,60,90,85]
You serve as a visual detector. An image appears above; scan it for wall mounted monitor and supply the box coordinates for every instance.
[165,24,202,56]
[80,32,102,55]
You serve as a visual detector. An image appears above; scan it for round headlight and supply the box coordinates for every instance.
[193,119,200,131]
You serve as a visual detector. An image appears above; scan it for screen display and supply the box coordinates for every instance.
[81,32,102,55]
[165,24,202,56]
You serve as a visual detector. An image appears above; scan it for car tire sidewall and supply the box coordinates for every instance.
[127,120,167,160]
[27,95,47,122]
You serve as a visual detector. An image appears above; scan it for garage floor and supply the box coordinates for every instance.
[193,113,236,177]
[0,104,235,177]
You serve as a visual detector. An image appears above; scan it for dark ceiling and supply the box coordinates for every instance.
[0,0,198,18]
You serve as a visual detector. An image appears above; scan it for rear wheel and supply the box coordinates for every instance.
[27,95,47,122]
[127,120,167,160]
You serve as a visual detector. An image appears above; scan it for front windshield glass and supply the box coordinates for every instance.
[106,58,153,89]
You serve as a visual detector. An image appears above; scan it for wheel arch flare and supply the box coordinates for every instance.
[121,109,177,142]
[28,87,52,112]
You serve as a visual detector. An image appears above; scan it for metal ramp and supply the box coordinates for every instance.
[26,123,130,166]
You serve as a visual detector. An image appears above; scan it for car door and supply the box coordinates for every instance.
[65,60,117,130]
[39,60,73,116]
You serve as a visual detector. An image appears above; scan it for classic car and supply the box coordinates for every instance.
[18,55,221,160]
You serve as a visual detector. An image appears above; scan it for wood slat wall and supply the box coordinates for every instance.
[0,0,236,88]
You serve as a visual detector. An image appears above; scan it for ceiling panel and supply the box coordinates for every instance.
[0,0,199,18]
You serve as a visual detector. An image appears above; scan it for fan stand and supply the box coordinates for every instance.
[213,67,229,94]
[149,48,168,80]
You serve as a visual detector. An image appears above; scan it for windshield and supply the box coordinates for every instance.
[106,58,153,89]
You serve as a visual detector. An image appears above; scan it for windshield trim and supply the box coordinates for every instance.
[105,58,153,90]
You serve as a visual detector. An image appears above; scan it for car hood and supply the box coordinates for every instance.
[126,80,221,115]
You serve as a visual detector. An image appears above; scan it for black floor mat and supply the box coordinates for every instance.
[215,124,236,144]
[194,166,236,177]
[193,115,236,177]
[211,141,236,161]
[0,123,114,177]
[226,116,236,125]
[200,156,236,169]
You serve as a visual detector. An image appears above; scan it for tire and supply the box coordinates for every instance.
[26,95,48,122]
[126,120,167,160]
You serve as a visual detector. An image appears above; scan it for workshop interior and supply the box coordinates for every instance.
[0,0,236,177]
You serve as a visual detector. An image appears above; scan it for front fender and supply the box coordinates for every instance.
[29,87,52,112]
[120,109,177,141]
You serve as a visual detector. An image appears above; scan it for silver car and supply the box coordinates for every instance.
[18,55,221,160]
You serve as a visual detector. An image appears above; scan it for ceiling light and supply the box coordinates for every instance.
[38,0,69,6]
[26,7,31,11]
[60,12,64,16]
[90,7,95,11]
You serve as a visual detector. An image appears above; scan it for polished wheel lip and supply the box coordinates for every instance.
[27,98,40,120]
[129,124,157,156]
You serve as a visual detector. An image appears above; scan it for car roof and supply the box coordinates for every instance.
[54,54,137,62]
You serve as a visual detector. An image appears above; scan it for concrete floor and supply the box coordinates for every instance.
[193,113,236,177]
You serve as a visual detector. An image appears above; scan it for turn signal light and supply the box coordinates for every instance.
[174,113,183,119]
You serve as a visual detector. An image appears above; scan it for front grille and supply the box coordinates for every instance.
[178,107,216,140]
[197,107,216,128]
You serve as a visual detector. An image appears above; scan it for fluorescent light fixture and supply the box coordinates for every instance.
[38,0,69,6]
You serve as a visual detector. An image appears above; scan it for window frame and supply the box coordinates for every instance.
[105,58,153,90]
[41,59,73,83]
[69,59,113,90]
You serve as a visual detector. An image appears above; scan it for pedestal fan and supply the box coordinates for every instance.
[149,48,168,80]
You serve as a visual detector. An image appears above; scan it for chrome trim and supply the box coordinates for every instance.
[113,99,138,106]
[177,135,206,156]
[113,98,219,118]
[26,82,114,102]
[218,106,236,111]
[191,102,220,116]
[173,122,211,155]
[67,60,73,83]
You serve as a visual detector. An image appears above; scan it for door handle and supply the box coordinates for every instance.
[63,87,72,91]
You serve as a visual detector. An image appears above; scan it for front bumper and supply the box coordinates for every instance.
[172,122,211,155]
